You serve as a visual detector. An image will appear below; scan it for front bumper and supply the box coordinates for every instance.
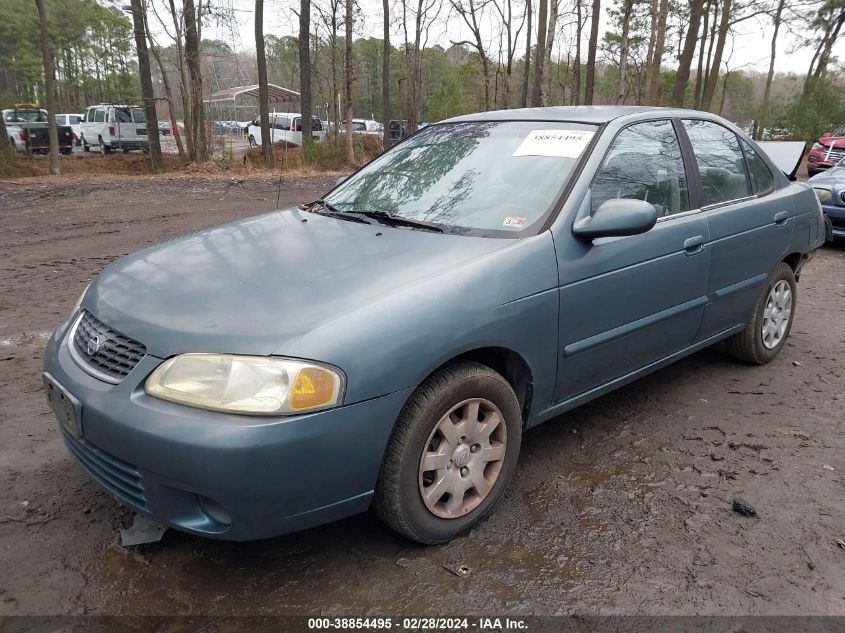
[43,317,412,540]
[820,203,845,239]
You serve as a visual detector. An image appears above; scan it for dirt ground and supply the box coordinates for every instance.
[0,174,844,619]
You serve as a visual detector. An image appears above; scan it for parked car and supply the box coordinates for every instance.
[80,104,149,154]
[808,156,845,240]
[340,118,384,136]
[247,113,325,147]
[44,106,824,545]
[158,121,171,135]
[806,124,845,176]
[56,113,84,146]
[3,104,73,154]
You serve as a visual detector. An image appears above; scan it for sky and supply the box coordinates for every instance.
[186,0,843,77]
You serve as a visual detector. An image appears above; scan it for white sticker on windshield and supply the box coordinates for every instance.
[512,129,595,158]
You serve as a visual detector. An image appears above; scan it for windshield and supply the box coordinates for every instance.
[324,121,597,236]
[6,109,47,123]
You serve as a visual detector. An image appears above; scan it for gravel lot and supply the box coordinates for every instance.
[0,175,843,618]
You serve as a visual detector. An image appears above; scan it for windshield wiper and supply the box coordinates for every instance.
[308,199,370,224]
[349,210,444,233]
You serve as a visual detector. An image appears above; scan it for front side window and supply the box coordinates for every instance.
[683,119,751,206]
[740,140,775,195]
[131,108,145,123]
[94,109,105,123]
[325,121,597,235]
[273,116,290,130]
[591,119,690,217]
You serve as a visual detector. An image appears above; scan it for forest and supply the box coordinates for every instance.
[1,0,844,170]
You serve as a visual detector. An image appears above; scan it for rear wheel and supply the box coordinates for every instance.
[373,361,522,544]
[99,136,112,154]
[725,262,797,364]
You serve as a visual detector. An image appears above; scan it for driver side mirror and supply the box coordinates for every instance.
[572,198,658,241]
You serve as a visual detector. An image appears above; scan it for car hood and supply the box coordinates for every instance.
[808,166,845,187]
[817,136,845,149]
[84,209,512,357]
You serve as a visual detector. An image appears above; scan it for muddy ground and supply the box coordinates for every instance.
[0,175,844,619]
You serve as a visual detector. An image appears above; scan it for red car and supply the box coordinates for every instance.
[807,124,845,176]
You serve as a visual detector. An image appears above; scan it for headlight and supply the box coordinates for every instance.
[813,188,832,203]
[72,283,90,315]
[145,354,345,415]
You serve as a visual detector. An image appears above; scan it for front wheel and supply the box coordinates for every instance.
[373,361,522,544]
[725,262,797,364]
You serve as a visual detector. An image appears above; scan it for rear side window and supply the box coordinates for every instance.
[740,140,775,195]
[273,116,290,130]
[682,119,751,206]
[56,115,65,125]
[94,109,105,123]
[591,119,690,217]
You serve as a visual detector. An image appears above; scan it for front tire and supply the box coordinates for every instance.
[725,262,797,364]
[373,361,522,544]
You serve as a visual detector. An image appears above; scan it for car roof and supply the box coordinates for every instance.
[442,105,719,125]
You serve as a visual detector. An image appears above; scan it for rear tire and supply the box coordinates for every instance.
[725,262,797,364]
[99,136,112,154]
[373,361,522,544]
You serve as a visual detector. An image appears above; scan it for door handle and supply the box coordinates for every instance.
[774,211,789,226]
[684,235,706,255]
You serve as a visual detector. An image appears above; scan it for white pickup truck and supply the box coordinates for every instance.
[3,104,73,154]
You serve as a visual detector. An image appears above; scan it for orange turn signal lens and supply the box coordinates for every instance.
[289,367,339,411]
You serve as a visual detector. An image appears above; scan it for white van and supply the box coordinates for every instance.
[80,105,149,153]
[247,113,325,147]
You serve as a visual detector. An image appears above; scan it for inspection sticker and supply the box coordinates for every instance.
[502,215,527,227]
[512,129,595,158]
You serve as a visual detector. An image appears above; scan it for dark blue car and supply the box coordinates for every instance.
[808,157,845,240]
[43,107,825,544]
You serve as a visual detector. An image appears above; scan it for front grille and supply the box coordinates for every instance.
[830,216,845,229]
[70,310,146,383]
[61,428,147,511]
[824,147,845,163]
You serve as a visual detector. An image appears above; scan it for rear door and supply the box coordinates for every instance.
[555,118,711,403]
[680,119,794,341]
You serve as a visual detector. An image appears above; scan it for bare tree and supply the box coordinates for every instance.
[520,0,532,107]
[183,0,206,161]
[700,0,732,111]
[130,0,163,172]
[671,0,705,106]
[615,0,633,104]
[34,0,59,175]
[383,0,391,148]
[450,0,494,110]
[543,0,559,103]
[400,0,443,131]
[345,0,354,164]
[300,0,313,148]
[755,0,785,139]
[256,0,273,166]
[572,0,584,105]
[144,9,187,163]
[493,0,526,108]
[531,0,547,105]
[584,0,600,104]
[644,0,668,104]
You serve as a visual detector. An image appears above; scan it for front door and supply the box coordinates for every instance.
[555,119,711,404]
